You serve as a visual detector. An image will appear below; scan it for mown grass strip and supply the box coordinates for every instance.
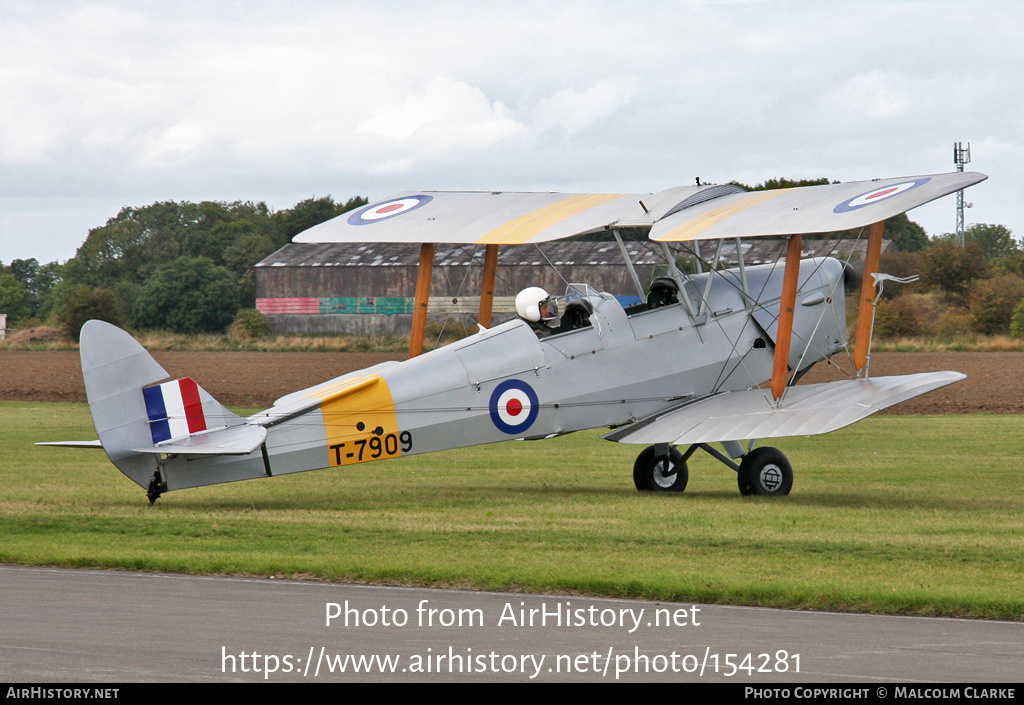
[2,402,1021,620]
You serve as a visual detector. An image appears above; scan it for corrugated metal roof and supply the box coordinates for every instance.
[256,241,666,268]
[256,239,888,269]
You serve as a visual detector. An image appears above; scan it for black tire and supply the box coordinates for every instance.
[633,446,688,492]
[737,447,793,496]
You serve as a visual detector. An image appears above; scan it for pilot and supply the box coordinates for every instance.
[515,287,558,338]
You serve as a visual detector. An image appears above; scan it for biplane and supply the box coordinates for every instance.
[42,171,987,503]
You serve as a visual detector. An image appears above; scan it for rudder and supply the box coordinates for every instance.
[79,320,241,493]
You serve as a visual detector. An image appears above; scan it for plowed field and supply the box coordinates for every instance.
[1,350,1021,413]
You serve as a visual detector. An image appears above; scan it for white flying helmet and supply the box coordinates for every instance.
[515,287,558,323]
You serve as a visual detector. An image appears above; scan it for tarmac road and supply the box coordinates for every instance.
[1,566,1021,683]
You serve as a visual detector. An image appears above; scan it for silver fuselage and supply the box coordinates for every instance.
[153,258,847,491]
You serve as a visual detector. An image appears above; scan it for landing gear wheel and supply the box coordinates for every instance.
[633,445,688,492]
[737,447,792,496]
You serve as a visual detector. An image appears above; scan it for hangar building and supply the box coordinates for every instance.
[254,239,886,336]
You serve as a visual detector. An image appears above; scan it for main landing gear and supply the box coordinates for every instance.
[632,442,793,496]
[736,446,793,496]
[633,444,688,492]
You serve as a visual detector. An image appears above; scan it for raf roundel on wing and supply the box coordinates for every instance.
[833,178,931,214]
[348,195,434,225]
[489,379,540,435]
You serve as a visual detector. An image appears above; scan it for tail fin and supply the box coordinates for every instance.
[79,320,247,490]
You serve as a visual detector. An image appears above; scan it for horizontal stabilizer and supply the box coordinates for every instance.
[35,440,104,449]
[131,424,267,456]
[254,371,391,428]
[602,371,965,445]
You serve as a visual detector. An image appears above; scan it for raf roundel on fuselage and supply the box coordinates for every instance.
[489,379,540,435]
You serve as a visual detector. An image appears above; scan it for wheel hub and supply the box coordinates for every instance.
[759,464,783,492]
[653,461,676,487]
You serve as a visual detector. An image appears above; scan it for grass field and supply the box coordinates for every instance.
[2,401,1022,620]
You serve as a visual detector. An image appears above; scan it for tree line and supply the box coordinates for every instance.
[873,223,1024,339]
[2,182,1021,341]
[0,196,366,338]
[731,177,1024,339]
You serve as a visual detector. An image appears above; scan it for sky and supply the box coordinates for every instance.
[1,0,1021,265]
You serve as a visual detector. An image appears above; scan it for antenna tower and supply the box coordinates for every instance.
[954,142,971,246]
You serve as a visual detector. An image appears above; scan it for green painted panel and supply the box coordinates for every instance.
[319,297,415,315]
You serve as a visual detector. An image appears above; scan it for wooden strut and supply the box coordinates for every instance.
[477,244,499,329]
[771,234,803,401]
[408,243,434,359]
[853,221,885,375]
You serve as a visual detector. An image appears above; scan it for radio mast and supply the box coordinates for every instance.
[954,142,971,246]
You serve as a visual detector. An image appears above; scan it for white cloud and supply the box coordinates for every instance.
[530,82,635,136]
[823,70,916,124]
[138,120,209,170]
[353,76,531,174]
[357,76,522,143]
[0,0,1022,263]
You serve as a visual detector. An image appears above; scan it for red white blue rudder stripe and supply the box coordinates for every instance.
[143,377,208,443]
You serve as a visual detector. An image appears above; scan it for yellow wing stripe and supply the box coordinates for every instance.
[475,193,626,245]
[307,375,379,404]
[654,188,795,242]
[312,374,403,467]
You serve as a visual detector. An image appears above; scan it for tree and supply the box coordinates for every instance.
[54,285,123,341]
[47,195,364,334]
[918,241,989,304]
[992,251,1024,278]
[877,250,924,299]
[134,257,239,334]
[879,214,928,252]
[730,177,834,190]
[3,258,63,320]
[222,230,276,277]
[1010,299,1024,339]
[968,273,1024,335]
[964,223,1018,262]
[227,308,274,341]
[67,200,278,290]
[33,261,64,321]
[7,258,40,306]
[0,271,32,323]
[271,195,368,246]
[70,203,184,286]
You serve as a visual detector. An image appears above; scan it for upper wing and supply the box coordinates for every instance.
[295,191,642,245]
[649,172,987,242]
[294,172,986,245]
